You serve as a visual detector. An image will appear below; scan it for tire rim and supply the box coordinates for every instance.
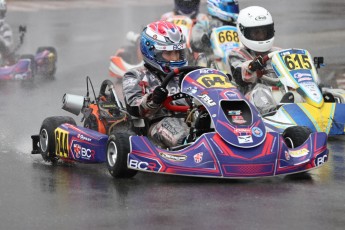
[107,141,118,167]
[40,129,49,152]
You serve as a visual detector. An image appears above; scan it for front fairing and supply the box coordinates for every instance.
[0,59,32,80]
[264,102,345,135]
[210,25,240,62]
[128,131,328,178]
[271,48,324,108]
[181,68,267,148]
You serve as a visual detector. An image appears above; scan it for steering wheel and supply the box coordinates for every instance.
[161,66,205,112]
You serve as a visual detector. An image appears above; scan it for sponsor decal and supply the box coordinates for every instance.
[294,73,313,82]
[232,115,247,124]
[255,15,267,21]
[315,154,327,166]
[194,152,203,163]
[73,143,95,160]
[237,135,253,144]
[289,148,309,158]
[225,92,238,98]
[227,110,241,115]
[186,86,198,94]
[153,34,157,40]
[198,94,216,106]
[129,159,157,171]
[159,152,187,161]
[252,127,263,137]
[285,151,290,160]
[199,69,216,74]
[173,44,185,50]
[294,72,312,79]
[234,128,252,134]
[77,134,92,142]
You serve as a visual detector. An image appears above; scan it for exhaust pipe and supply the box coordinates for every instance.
[62,93,85,115]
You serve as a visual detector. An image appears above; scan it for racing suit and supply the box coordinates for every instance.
[0,20,14,65]
[190,16,235,54]
[123,65,189,148]
[228,46,281,114]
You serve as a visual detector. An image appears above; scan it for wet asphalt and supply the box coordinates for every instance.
[1,0,345,229]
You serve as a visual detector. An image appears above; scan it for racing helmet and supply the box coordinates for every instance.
[0,0,6,22]
[207,0,239,23]
[140,21,187,73]
[174,0,200,19]
[237,6,275,53]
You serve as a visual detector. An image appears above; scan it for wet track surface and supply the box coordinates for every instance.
[1,0,345,229]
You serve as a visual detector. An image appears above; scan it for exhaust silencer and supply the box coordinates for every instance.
[62,93,85,115]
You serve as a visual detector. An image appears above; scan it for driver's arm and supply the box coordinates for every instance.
[123,71,160,118]
[228,49,258,86]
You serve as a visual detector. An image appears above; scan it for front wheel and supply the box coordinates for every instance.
[283,126,312,148]
[106,130,137,178]
[39,116,76,162]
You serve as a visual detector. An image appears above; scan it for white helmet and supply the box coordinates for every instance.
[0,0,7,22]
[237,6,275,52]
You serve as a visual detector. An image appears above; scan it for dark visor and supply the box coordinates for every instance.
[241,23,274,41]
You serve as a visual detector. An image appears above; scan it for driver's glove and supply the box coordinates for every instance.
[248,56,266,72]
[151,86,168,104]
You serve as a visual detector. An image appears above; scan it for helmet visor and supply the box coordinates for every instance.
[155,49,186,63]
[242,23,274,41]
[219,1,239,14]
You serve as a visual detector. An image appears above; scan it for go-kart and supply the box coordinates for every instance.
[0,56,33,80]
[0,26,57,80]
[256,48,345,135]
[196,25,240,74]
[31,66,329,179]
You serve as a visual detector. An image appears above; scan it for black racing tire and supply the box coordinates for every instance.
[106,130,137,178]
[39,116,76,163]
[283,126,312,148]
[36,46,57,77]
[19,54,36,77]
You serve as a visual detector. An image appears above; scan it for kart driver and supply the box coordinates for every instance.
[161,0,206,22]
[190,0,239,54]
[0,0,14,65]
[122,21,189,148]
[228,6,294,114]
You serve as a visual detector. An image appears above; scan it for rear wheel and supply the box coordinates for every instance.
[39,116,76,162]
[106,130,137,178]
[283,126,312,148]
[36,46,57,77]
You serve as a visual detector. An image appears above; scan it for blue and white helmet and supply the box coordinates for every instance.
[140,21,187,73]
[207,0,239,23]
